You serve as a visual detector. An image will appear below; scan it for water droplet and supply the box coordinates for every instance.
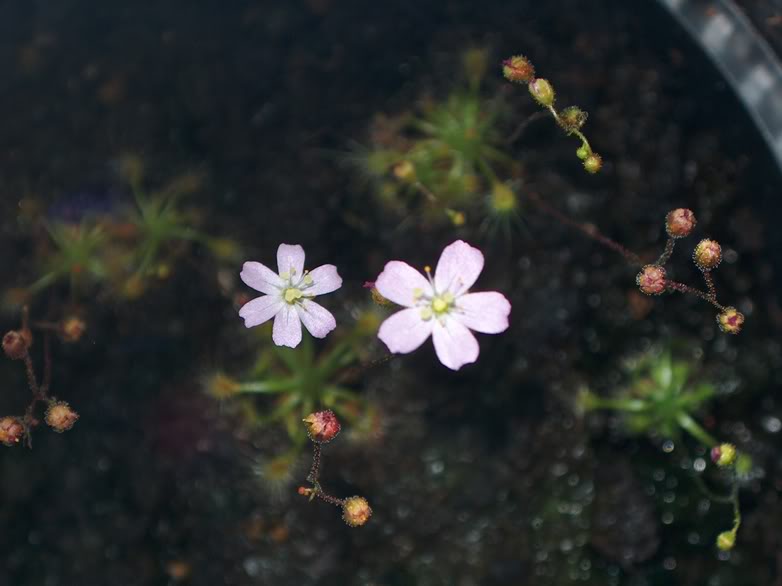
[693,458,706,472]
[762,415,781,433]
[662,440,675,453]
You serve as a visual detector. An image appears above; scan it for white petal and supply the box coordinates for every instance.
[434,240,484,296]
[239,295,283,328]
[306,264,342,296]
[272,305,302,348]
[240,261,284,294]
[296,299,337,339]
[377,308,433,354]
[277,244,305,278]
[375,261,432,307]
[454,292,511,334]
[432,317,479,371]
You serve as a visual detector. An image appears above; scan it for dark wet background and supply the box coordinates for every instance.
[0,1,781,585]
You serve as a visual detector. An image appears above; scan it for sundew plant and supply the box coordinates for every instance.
[3,6,778,583]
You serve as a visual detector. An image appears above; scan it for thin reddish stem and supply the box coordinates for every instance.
[527,192,643,266]
[665,280,725,310]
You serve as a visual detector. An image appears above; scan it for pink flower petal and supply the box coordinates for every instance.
[272,305,302,348]
[240,261,284,294]
[432,317,479,371]
[377,308,433,353]
[454,292,511,334]
[296,299,337,338]
[239,295,283,328]
[306,264,342,296]
[434,240,484,296]
[277,244,305,278]
[375,261,432,307]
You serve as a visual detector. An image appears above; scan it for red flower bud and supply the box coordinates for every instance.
[45,401,79,433]
[303,410,341,444]
[636,265,667,296]
[665,208,696,239]
[0,416,25,446]
[716,307,744,334]
[342,496,372,527]
[693,239,722,271]
[60,316,87,343]
[2,329,31,360]
[502,55,535,84]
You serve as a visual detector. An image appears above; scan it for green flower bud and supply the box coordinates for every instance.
[583,153,603,174]
[716,531,735,551]
[559,106,588,132]
[528,78,555,107]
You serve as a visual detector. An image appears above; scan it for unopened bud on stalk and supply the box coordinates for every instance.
[665,208,696,239]
[45,401,79,433]
[583,153,603,174]
[558,106,588,132]
[693,239,722,271]
[716,307,744,334]
[636,265,667,295]
[60,316,87,343]
[0,416,24,446]
[342,496,372,527]
[528,78,555,107]
[716,531,736,551]
[711,443,737,467]
[502,55,535,83]
[303,410,341,444]
[2,329,31,360]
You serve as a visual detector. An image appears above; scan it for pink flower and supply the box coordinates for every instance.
[375,240,511,370]
[239,244,342,348]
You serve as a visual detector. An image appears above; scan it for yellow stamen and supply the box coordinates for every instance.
[284,288,303,303]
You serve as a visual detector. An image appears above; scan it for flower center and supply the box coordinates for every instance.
[419,292,454,320]
[284,287,304,304]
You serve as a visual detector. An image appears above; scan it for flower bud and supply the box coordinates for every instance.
[0,416,25,446]
[303,410,341,444]
[665,208,696,239]
[716,307,744,334]
[576,146,589,160]
[528,78,555,107]
[60,316,87,343]
[583,153,602,174]
[502,55,535,84]
[636,265,667,295]
[45,401,79,433]
[711,443,737,467]
[693,239,722,271]
[2,329,31,360]
[558,106,588,132]
[342,496,372,527]
[716,531,735,551]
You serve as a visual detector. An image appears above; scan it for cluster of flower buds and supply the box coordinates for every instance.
[1,308,80,448]
[502,55,602,174]
[635,209,744,334]
[298,410,372,527]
